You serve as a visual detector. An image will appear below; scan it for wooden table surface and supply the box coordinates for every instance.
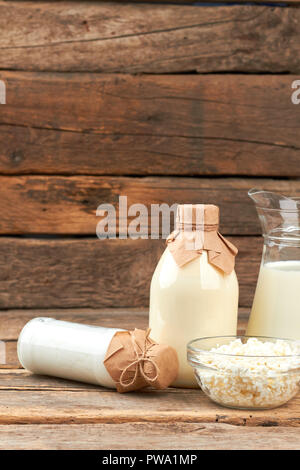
[0,308,299,450]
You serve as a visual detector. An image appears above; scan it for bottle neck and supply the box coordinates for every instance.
[176,222,219,233]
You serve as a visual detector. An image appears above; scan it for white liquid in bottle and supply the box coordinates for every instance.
[149,248,239,387]
[18,318,122,388]
[246,261,300,340]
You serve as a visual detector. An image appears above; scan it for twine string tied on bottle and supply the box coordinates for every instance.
[119,328,159,388]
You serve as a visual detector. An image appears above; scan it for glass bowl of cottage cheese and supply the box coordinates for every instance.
[187,336,300,409]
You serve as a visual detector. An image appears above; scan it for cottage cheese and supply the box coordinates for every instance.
[194,338,300,409]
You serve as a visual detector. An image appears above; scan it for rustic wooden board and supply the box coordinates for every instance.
[1,342,20,369]
[0,237,163,309]
[0,176,299,235]
[1,422,299,450]
[0,368,106,388]
[0,369,109,389]
[0,74,299,174]
[0,386,298,426]
[0,237,260,308]
[0,3,299,73]
[2,124,300,177]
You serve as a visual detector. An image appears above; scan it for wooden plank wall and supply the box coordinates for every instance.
[0,0,299,311]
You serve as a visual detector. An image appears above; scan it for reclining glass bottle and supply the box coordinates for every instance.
[149,204,239,388]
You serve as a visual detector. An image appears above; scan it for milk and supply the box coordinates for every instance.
[149,248,239,387]
[18,318,122,388]
[246,261,300,340]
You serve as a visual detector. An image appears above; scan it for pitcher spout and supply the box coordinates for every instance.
[248,188,299,211]
[248,188,300,238]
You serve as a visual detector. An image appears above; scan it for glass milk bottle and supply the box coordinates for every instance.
[246,189,300,340]
[149,204,239,388]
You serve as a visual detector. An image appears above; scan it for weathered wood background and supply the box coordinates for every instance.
[0,1,299,310]
[0,0,300,449]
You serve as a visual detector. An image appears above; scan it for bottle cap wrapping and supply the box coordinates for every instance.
[167,204,238,274]
[176,204,219,230]
[104,329,179,393]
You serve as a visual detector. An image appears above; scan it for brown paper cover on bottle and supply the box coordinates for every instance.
[103,329,179,393]
[167,204,238,274]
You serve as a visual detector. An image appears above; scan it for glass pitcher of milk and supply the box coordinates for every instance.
[246,189,300,340]
[149,204,239,388]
